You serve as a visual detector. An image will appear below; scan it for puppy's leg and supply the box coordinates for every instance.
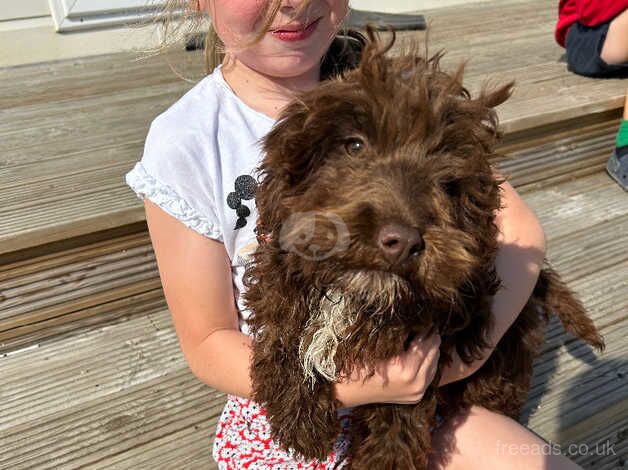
[250,334,342,460]
[348,389,438,470]
[439,302,545,420]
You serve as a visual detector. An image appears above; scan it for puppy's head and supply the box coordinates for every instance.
[254,28,513,382]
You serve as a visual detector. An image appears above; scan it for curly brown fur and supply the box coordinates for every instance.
[242,27,605,469]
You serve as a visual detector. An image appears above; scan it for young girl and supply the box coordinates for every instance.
[125,1,584,468]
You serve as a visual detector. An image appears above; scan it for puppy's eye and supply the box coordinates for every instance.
[344,138,365,156]
[442,180,460,197]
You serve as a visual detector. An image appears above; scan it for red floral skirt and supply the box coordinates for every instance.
[212,394,354,469]
[213,394,445,469]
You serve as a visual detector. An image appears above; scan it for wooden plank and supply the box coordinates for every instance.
[0,86,185,164]
[0,289,165,352]
[0,372,222,469]
[0,247,155,316]
[524,172,628,242]
[545,216,628,284]
[0,265,159,330]
[0,191,144,255]
[557,400,627,469]
[0,307,178,420]
[0,49,205,110]
[527,400,627,469]
[0,229,150,276]
[496,118,619,190]
[1,163,139,210]
[0,147,142,199]
[0,234,161,349]
[0,232,150,282]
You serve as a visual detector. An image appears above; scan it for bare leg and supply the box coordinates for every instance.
[601,9,628,65]
[428,406,583,470]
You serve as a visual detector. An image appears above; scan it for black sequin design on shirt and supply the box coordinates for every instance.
[227,175,257,230]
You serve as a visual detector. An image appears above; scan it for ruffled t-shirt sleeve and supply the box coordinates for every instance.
[124,116,223,243]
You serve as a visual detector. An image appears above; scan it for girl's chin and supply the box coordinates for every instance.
[239,54,325,79]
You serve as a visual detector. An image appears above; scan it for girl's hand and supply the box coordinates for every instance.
[333,333,441,408]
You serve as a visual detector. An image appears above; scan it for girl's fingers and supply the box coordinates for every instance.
[416,341,441,383]
[406,333,439,365]
[426,351,440,383]
[399,334,439,387]
[402,335,429,377]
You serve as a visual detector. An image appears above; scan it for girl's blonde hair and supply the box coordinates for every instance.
[136,0,364,81]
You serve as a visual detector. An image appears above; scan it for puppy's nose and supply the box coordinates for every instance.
[377,223,424,265]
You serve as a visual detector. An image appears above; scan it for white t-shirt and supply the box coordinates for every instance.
[124,65,275,336]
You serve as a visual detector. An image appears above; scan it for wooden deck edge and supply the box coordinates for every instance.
[0,216,146,265]
[499,108,624,149]
[500,97,625,135]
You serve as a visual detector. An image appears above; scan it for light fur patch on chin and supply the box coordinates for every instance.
[299,288,350,389]
[298,271,412,389]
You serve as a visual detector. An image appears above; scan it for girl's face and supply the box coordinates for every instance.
[205,0,349,79]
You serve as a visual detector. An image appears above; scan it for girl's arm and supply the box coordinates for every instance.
[144,198,255,398]
[438,179,546,386]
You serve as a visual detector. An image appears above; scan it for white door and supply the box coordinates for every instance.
[48,0,171,32]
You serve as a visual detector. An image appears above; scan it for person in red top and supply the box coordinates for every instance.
[556,1,628,190]
[555,0,628,49]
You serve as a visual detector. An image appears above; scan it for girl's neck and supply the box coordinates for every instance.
[220,57,320,120]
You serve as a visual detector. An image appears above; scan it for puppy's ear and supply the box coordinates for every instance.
[257,95,346,230]
[431,78,514,161]
[255,100,311,233]
[474,80,515,145]
[261,100,314,186]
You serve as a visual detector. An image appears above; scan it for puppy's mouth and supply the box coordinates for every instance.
[318,268,418,320]
[299,268,416,386]
[335,268,411,294]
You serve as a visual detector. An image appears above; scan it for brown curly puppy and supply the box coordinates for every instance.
[242,28,605,470]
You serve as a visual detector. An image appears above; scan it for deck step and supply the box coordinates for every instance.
[497,111,621,191]
[0,232,160,353]
[0,241,624,469]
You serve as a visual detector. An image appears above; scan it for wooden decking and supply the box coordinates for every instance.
[1,0,626,468]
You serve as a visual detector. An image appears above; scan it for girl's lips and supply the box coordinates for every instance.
[270,17,322,42]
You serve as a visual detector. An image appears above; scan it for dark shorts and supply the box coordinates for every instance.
[565,20,628,78]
